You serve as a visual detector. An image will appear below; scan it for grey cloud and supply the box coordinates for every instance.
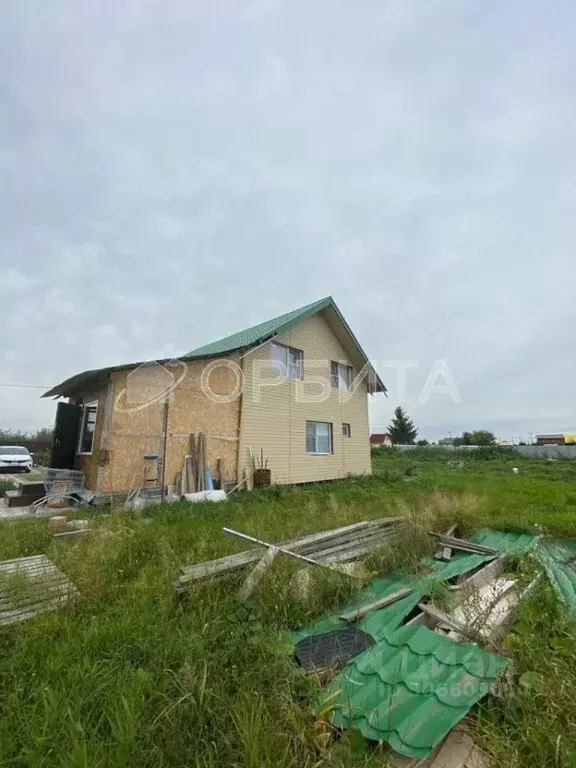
[0,0,575,438]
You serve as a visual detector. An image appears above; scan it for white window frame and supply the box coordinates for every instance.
[306,421,333,455]
[77,402,98,455]
[331,361,353,390]
[270,342,303,379]
[342,422,351,438]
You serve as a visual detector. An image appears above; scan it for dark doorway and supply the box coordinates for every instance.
[50,402,82,469]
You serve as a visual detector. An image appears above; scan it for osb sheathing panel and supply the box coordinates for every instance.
[73,388,107,492]
[101,357,241,492]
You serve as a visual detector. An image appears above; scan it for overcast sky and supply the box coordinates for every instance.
[1,0,575,441]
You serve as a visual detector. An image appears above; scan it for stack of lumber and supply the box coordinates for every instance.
[0,554,79,626]
[432,532,498,561]
[174,517,402,593]
[180,433,209,495]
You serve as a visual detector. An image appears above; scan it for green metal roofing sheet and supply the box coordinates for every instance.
[536,539,576,613]
[184,296,333,357]
[291,575,424,647]
[316,624,510,760]
[470,529,539,554]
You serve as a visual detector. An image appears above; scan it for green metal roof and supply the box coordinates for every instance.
[184,297,333,357]
[536,538,576,613]
[43,295,385,398]
[317,624,509,760]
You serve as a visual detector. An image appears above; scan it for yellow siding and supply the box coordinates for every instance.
[238,311,372,484]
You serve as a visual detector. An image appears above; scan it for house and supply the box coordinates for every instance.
[369,433,392,447]
[535,434,565,446]
[43,297,385,497]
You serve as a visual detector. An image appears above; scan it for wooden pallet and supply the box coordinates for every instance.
[0,554,79,626]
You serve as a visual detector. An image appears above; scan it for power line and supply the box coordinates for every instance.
[0,384,50,389]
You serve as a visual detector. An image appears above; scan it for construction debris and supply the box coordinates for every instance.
[293,526,550,762]
[338,588,413,622]
[390,724,491,768]
[317,623,509,762]
[0,554,79,626]
[174,517,402,593]
[434,523,459,561]
[535,538,576,613]
[431,532,498,558]
[295,627,375,675]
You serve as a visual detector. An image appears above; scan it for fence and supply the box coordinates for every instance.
[512,445,576,460]
[378,444,576,460]
[383,444,480,452]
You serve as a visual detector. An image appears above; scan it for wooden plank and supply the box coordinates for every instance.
[417,602,469,634]
[454,555,506,591]
[0,559,59,574]
[320,536,398,564]
[339,588,413,622]
[438,535,498,555]
[314,530,397,560]
[237,549,279,601]
[0,581,77,611]
[430,533,498,556]
[179,520,379,581]
[176,518,402,589]
[0,554,48,568]
[434,523,459,561]
[53,529,92,541]
[223,528,330,568]
[0,595,75,626]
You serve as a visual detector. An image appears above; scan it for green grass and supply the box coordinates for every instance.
[19,472,44,482]
[0,450,575,766]
[0,478,14,495]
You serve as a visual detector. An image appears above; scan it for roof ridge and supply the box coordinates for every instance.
[183,295,332,358]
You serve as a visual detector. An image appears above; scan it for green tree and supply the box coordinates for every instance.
[453,430,496,446]
[388,406,418,445]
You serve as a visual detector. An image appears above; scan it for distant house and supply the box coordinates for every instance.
[43,297,386,497]
[438,437,455,446]
[370,433,392,447]
[535,434,566,446]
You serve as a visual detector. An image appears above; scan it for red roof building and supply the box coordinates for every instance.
[370,433,392,446]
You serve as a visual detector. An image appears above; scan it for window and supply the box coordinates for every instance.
[331,361,353,390]
[342,423,351,438]
[306,421,333,454]
[77,403,98,454]
[270,342,303,379]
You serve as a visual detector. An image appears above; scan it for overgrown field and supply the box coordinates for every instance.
[0,449,575,767]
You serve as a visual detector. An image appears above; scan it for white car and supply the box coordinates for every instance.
[0,446,33,473]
